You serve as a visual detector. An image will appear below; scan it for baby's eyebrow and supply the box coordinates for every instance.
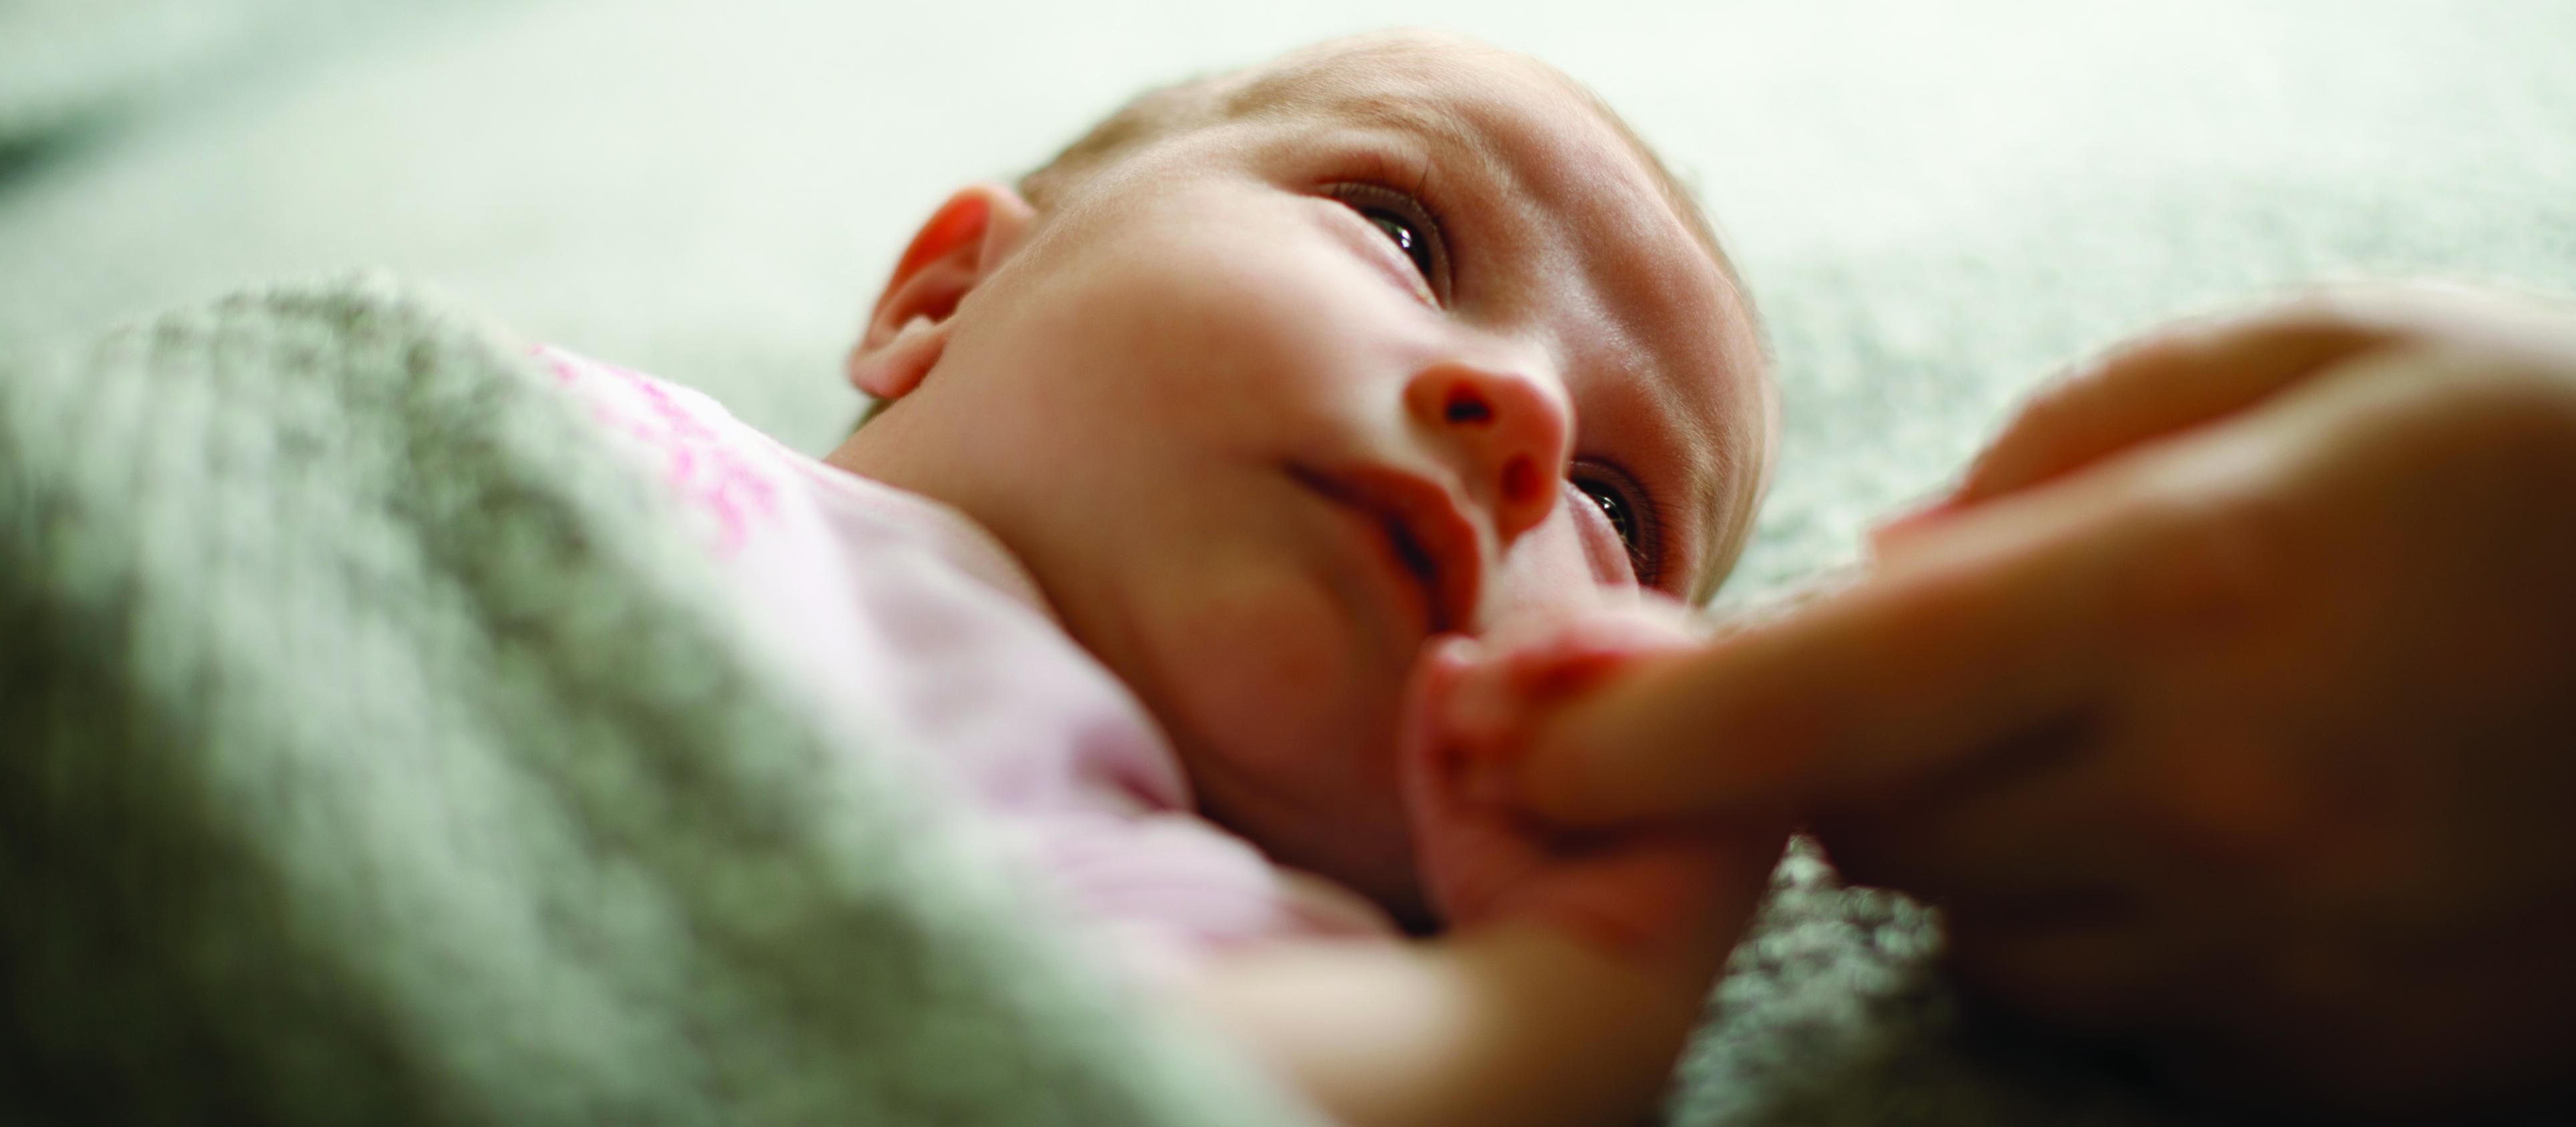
[1223,70,1515,189]
[1320,97,1493,168]
[1228,64,1479,143]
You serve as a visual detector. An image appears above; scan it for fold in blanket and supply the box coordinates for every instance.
[0,276,1304,1127]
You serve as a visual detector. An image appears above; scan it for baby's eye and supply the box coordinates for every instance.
[1365,211,1434,278]
[1326,182,1450,302]
[1574,474,1660,588]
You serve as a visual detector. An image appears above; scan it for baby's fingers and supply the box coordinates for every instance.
[1439,595,1709,757]
[1487,596,1703,698]
[1396,636,1559,924]
[1509,827,1784,975]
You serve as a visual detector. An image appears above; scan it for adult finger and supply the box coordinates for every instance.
[1811,732,2129,911]
[1894,283,2568,545]
[1810,726,2240,1032]
[1512,497,2113,823]
[1947,290,2414,508]
[1512,425,2294,826]
[1941,897,2213,1036]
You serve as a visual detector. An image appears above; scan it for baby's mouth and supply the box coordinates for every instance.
[1289,463,1485,636]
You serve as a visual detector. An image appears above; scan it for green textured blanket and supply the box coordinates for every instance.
[0,276,1303,1127]
[11,3,2576,1121]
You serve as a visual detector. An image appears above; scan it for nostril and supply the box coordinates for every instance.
[1443,383,1493,426]
[1501,457,1541,506]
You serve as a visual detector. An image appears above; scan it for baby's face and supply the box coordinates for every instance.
[860,35,1768,917]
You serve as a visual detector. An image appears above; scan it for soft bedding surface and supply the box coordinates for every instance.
[0,276,1302,1126]
[5,1,2573,1124]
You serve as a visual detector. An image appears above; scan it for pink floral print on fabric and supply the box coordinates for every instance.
[534,345,779,554]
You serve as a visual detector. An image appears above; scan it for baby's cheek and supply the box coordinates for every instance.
[1192,590,1341,700]
[1161,558,1378,733]
[1150,559,1425,901]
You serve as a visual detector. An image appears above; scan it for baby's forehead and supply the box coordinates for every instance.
[1216,37,1615,174]
[1211,36,1742,302]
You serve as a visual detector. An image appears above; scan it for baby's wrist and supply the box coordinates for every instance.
[1457,884,1729,983]
[1453,897,1731,1000]
[1435,828,1758,983]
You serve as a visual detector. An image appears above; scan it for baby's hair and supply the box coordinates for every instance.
[1018,73,1231,212]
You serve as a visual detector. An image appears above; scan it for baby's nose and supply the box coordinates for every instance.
[1404,362,1571,548]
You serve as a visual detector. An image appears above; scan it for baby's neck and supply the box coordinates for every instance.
[825,427,1063,628]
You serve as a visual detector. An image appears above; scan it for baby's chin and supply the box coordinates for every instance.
[1320,845,1437,935]
[1187,770,1435,931]
[1293,847,1437,936]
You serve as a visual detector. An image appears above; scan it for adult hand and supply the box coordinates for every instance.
[1502,286,2576,1113]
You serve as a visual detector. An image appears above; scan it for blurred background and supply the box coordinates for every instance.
[6,3,2573,1121]
[5,0,2572,598]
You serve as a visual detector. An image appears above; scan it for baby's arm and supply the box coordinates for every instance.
[1183,606,1787,1127]
[1186,917,1722,1127]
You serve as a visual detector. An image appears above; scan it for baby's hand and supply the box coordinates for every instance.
[1398,596,1785,976]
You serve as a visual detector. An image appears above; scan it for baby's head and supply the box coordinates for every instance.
[831,30,1774,922]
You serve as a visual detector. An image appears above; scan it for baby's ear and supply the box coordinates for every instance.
[847,182,1037,400]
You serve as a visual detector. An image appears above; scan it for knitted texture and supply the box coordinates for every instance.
[0,276,1308,1127]
[7,3,2575,1123]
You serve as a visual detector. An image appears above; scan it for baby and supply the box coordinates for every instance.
[541,29,1781,1127]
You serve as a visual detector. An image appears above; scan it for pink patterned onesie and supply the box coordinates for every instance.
[535,346,1395,980]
